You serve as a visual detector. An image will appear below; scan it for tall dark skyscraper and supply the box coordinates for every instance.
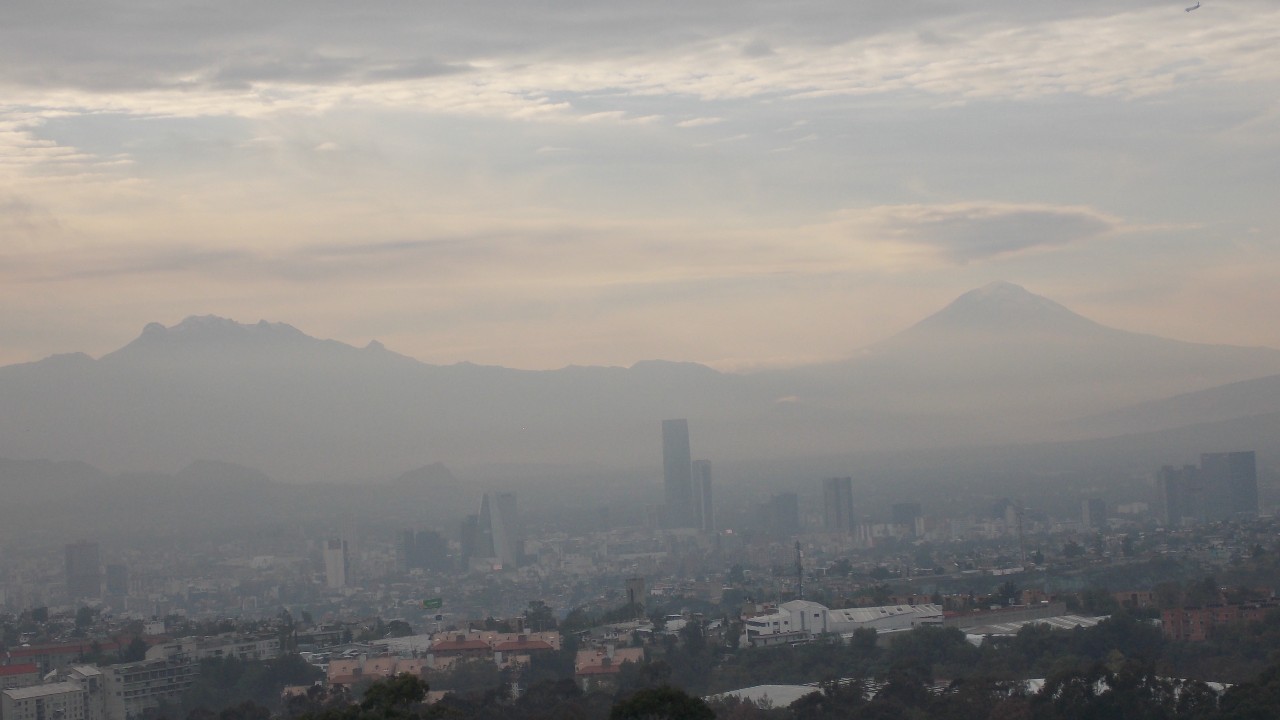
[1201,451,1258,519]
[823,476,855,533]
[764,492,801,535]
[1158,464,1200,526]
[1159,452,1256,526]
[662,419,696,528]
[693,459,714,532]
[65,540,101,599]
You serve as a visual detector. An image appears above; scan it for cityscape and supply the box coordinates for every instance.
[4,0,1280,717]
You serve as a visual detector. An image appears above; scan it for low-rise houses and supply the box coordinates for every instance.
[1162,602,1280,641]
[573,646,644,691]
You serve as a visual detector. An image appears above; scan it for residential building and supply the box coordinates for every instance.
[322,539,348,589]
[100,657,197,720]
[0,665,40,691]
[1162,602,1277,641]
[2,683,88,720]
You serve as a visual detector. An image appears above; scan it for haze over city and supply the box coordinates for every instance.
[5,3,1280,719]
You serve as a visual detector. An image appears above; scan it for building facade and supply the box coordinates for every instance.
[692,459,713,532]
[662,419,695,528]
[823,477,855,533]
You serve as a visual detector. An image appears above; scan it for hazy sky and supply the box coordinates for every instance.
[3,0,1278,370]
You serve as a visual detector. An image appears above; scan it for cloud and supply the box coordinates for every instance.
[834,203,1124,263]
[0,193,59,241]
[676,117,725,128]
[2,2,1277,127]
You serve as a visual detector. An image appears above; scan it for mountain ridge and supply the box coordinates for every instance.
[2,283,1277,481]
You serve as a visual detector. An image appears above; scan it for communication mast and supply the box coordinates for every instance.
[795,541,804,600]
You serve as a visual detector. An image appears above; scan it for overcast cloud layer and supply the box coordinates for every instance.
[2,0,1278,369]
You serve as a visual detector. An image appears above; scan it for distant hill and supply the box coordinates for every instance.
[1060,372,1280,439]
[1,282,1277,481]
[0,459,469,544]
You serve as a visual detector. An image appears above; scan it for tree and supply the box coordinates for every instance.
[122,635,149,662]
[525,600,556,632]
[610,685,714,720]
[360,673,428,712]
[1062,541,1084,559]
[383,620,414,638]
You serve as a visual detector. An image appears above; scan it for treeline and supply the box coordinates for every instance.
[168,604,1280,719]
[225,662,1280,720]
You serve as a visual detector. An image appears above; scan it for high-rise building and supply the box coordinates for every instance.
[764,493,801,535]
[1159,452,1257,526]
[459,514,482,565]
[626,577,646,611]
[104,564,129,598]
[65,541,101,599]
[489,492,521,567]
[823,477,855,533]
[1082,498,1107,530]
[1158,464,1201,526]
[662,419,695,528]
[1201,451,1258,519]
[692,459,714,532]
[322,539,348,589]
[399,530,449,572]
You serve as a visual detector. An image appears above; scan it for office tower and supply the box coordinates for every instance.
[322,539,348,589]
[459,514,482,565]
[400,530,449,572]
[662,419,695,528]
[765,493,801,535]
[1201,451,1258,519]
[1158,464,1201,526]
[105,564,129,597]
[823,477,855,533]
[489,492,521,568]
[693,459,714,532]
[65,540,101,599]
[1082,498,1107,530]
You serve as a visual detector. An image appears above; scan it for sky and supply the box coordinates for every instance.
[2,0,1279,371]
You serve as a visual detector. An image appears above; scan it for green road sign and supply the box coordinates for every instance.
[422,598,443,610]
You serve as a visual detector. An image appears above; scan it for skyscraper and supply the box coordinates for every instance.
[1158,464,1200,526]
[490,491,521,567]
[662,419,695,528]
[322,539,348,589]
[823,477,855,533]
[1201,451,1258,519]
[693,459,714,532]
[764,493,801,535]
[65,540,101,599]
[1159,452,1257,526]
